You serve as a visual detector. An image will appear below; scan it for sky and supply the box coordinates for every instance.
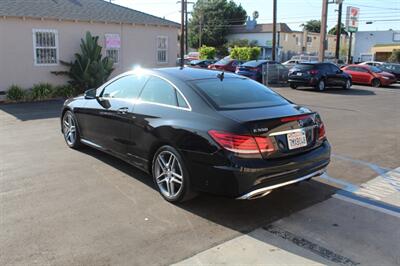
[110,0,400,32]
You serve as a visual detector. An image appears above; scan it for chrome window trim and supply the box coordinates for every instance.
[268,125,315,136]
[97,71,192,111]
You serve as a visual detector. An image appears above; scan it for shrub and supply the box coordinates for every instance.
[199,45,216,59]
[52,31,114,94]
[53,85,76,98]
[230,46,261,61]
[388,49,400,63]
[6,85,25,102]
[31,83,54,101]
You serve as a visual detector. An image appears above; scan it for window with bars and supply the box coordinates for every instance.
[33,29,58,65]
[106,48,119,64]
[157,36,168,64]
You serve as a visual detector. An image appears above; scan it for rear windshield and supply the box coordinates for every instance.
[191,77,289,110]
[242,60,267,67]
[294,64,314,70]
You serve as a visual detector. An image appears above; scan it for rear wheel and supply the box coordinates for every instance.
[289,83,297,89]
[372,78,381,87]
[343,79,352,89]
[152,145,197,203]
[62,110,81,149]
[316,79,326,91]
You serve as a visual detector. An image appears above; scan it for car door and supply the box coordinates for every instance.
[330,64,346,86]
[356,67,372,84]
[346,66,360,83]
[128,76,190,168]
[321,64,336,86]
[80,74,148,156]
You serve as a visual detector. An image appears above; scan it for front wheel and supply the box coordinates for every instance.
[152,145,197,203]
[343,79,352,89]
[316,79,326,91]
[289,83,297,89]
[62,110,81,149]
[372,78,381,87]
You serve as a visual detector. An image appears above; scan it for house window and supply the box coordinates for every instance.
[307,36,312,46]
[105,33,121,64]
[393,32,400,42]
[284,33,288,42]
[32,29,58,65]
[157,36,168,64]
[106,49,119,64]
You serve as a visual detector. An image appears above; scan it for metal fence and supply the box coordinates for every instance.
[261,64,289,86]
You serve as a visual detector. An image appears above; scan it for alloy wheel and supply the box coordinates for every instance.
[63,112,77,146]
[154,151,184,199]
[318,80,325,91]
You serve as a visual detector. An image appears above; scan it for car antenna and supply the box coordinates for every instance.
[217,71,224,81]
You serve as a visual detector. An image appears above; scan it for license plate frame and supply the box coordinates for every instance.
[287,130,307,150]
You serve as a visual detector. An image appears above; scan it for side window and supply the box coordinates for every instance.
[102,75,147,99]
[177,92,189,108]
[139,76,178,107]
[330,64,340,73]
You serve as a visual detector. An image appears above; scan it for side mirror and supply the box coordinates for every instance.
[84,88,97,99]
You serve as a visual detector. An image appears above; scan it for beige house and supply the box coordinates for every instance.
[0,0,179,93]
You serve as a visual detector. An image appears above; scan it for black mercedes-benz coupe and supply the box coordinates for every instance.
[61,67,330,202]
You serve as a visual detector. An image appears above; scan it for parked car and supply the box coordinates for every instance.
[185,51,199,61]
[236,60,287,83]
[61,67,330,203]
[288,62,352,91]
[283,55,319,69]
[208,58,242,72]
[358,61,384,67]
[188,59,216,68]
[176,58,190,66]
[342,64,397,87]
[378,63,400,81]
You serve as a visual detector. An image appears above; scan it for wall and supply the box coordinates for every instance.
[226,32,273,48]
[353,30,400,62]
[0,17,178,91]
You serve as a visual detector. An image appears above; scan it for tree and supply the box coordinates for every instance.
[388,49,400,63]
[188,0,247,50]
[52,32,114,93]
[199,45,216,59]
[230,47,260,61]
[300,20,321,33]
[328,23,348,36]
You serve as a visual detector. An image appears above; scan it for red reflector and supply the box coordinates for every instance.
[318,123,326,140]
[280,114,311,123]
[208,130,275,154]
[309,69,319,75]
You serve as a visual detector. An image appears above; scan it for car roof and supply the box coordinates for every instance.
[152,67,239,81]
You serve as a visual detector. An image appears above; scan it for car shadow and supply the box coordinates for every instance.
[0,99,64,121]
[296,87,376,96]
[79,145,338,234]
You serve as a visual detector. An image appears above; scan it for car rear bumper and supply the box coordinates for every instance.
[183,140,331,198]
[288,77,318,86]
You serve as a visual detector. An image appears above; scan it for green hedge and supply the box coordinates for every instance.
[230,46,261,61]
[199,45,216,59]
[5,83,78,103]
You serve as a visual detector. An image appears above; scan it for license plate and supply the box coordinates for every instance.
[296,72,302,76]
[287,130,307,150]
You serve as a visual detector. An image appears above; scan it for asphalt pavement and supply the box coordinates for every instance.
[1,83,399,265]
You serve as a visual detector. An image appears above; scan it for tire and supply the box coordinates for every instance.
[289,83,297,89]
[316,79,326,91]
[152,145,197,203]
[62,110,81,149]
[372,78,381,88]
[343,79,352,89]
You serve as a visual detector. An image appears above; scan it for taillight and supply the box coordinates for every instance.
[309,69,319,75]
[249,67,260,72]
[318,122,326,140]
[280,114,311,123]
[208,130,275,154]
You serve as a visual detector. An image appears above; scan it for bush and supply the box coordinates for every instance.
[199,45,216,59]
[6,85,25,102]
[388,49,400,63]
[31,83,54,101]
[52,85,76,98]
[230,46,261,61]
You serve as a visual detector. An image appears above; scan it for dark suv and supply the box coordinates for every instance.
[288,63,352,91]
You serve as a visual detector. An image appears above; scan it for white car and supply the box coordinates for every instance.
[358,61,384,66]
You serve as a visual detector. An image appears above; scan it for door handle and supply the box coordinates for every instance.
[117,107,129,114]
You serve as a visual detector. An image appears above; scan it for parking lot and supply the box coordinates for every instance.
[1,84,399,265]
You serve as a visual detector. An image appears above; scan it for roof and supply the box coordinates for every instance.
[229,23,292,34]
[154,67,239,81]
[0,0,179,27]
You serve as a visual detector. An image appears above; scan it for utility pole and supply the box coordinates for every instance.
[347,32,353,63]
[272,0,277,61]
[319,0,328,62]
[180,0,185,67]
[199,13,203,48]
[335,1,343,60]
[185,1,189,55]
